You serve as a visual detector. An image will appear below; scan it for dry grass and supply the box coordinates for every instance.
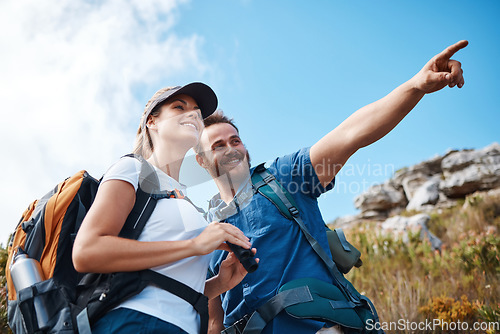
[342,191,500,333]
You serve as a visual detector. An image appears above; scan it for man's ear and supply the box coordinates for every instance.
[195,153,206,168]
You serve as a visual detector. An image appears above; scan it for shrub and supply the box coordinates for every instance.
[419,295,479,324]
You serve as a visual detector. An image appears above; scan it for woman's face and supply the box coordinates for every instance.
[149,94,204,148]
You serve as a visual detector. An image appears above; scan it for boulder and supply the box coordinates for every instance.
[401,173,432,201]
[406,176,441,211]
[381,213,430,234]
[354,181,407,218]
[440,143,500,197]
[393,155,445,200]
[381,214,442,250]
[331,214,362,228]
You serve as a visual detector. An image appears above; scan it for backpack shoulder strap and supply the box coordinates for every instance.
[251,163,297,220]
[250,164,361,304]
[118,154,159,239]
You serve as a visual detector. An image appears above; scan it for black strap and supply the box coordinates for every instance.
[141,270,209,334]
[119,153,160,239]
[151,189,205,214]
[119,186,157,239]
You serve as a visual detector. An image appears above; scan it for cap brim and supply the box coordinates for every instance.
[170,82,218,119]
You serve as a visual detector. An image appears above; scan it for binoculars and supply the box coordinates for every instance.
[226,242,258,273]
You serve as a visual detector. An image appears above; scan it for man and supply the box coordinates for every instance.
[195,40,468,334]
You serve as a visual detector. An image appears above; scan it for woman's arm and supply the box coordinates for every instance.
[72,179,251,273]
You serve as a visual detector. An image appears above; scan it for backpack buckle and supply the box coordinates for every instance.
[169,189,185,199]
[263,174,275,183]
[151,189,185,200]
[289,207,299,217]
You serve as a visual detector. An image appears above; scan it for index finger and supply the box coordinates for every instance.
[438,40,469,60]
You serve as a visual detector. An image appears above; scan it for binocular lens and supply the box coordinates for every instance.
[227,242,258,273]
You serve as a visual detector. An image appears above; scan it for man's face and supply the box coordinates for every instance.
[197,123,250,179]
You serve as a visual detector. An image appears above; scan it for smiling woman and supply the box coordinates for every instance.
[72,83,256,334]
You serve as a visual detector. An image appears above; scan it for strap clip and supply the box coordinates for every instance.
[169,189,185,199]
[288,207,299,217]
[263,174,275,183]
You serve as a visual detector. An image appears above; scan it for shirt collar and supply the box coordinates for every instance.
[208,174,254,222]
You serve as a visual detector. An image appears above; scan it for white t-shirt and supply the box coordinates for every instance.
[101,156,212,334]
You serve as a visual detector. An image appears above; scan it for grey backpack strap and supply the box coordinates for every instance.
[76,308,92,334]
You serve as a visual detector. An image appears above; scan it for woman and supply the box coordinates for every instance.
[72,82,254,334]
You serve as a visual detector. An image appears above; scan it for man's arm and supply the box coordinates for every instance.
[208,296,225,334]
[310,40,468,186]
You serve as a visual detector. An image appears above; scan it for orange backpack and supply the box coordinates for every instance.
[6,169,100,333]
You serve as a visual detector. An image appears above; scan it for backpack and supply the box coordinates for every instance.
[240,163,383,334]
[5,155,209,334]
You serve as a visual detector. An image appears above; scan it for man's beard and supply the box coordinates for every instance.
[207,149,251,179]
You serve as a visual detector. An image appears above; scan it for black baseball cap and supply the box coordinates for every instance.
[141,82,218,129]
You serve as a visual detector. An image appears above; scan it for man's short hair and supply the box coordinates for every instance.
[204,110,239,132]
[195,110,239,154]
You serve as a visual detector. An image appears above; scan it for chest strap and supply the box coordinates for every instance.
[151,189,205,214]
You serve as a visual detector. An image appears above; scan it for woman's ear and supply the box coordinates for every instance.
[146,116,157,130]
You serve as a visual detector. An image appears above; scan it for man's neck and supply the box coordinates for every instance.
[214,170,250,204]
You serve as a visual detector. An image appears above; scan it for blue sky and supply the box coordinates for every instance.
[0,0,499,243]
[170,0,499,221]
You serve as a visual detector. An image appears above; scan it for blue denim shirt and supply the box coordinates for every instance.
[207,148,336,334]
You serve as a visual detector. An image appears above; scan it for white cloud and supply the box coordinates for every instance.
[0,0,209,244]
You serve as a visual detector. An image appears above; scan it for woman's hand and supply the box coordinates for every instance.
[192,221,251,255]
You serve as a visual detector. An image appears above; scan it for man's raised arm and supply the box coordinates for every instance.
[310,40,468,186]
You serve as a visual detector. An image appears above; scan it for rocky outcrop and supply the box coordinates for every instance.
[333,142,500,248]
[351,143,500,217]
[440,144,500,197]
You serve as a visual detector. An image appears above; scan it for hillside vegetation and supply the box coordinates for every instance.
[341,190,500,333]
